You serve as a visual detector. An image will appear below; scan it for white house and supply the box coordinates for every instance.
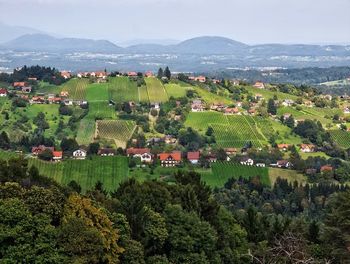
[73,149,87,160]
[240,158,254,166]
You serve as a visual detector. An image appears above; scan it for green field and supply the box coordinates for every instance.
[329,130,350,149]
[88,101,116,119]
[193,86,231,105]
[200,162,270,187]
[29,156,129,192]
[108,77,139,103]
[145,78,168,103]
[138,85,149,102]
[245,86,299,101]
[96,120,136,147]
[164,83,192,98]
[86,83,109,101]
[269,168,306,185]
[76,118,96,145]
[60,78,90,100]
[185,112,266,147]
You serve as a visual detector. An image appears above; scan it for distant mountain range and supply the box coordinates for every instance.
[0,31,350,72]
[1,34,350,57]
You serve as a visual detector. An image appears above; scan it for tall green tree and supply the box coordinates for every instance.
[157,68,164,79]
[267,99,277,115]
[164,66,171,80]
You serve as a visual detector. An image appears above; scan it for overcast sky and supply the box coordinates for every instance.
[0,0,349,45]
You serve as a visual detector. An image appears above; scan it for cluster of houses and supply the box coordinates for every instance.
[28,91,87,106]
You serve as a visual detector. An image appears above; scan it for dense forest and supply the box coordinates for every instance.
[0,157,349,263]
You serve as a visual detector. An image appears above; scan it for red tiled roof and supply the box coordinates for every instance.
[13,82,26,87]
[126,148,151,155]
[158,152,181,161]
[321,165,333,172]
[187,151,200,160]
[277,144,290,149]
[0,88,7,94]
[53,151,62,158]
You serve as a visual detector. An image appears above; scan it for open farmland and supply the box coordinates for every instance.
[185,112,266,147]
[29,156,129,192]
[145,77,168,102]
[329,130,350,149]
[88,101,116,119]
[200,162,270,187]
[76,118,96,145]
[245,86,299,101]
[96,120,136,147]
[164,83,192,98]
[193,86,231,104]
[86,82,109,101]
[108,77,139,103]
[138,85,149,102]
[59,78,89,100]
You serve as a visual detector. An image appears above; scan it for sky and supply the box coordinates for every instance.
[0,0,349,45]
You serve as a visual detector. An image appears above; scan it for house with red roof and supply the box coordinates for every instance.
[0,88,7,97]
[127,148,152,163]
[224,107,239,115]
[320,165,333,173]
[52,151,63,161]
[31,145,54,156]
[128,72,138,77]
[158,151,181,167]
[253,82,265,89]
[98,148,116,156]
[13,82,27,88]
[189,76,206,82]
[187,151,200,164]
[277,144,291,152]
[145,71,153,77]
[60,71,71,79]
[30,96,45,104]
[48,97,62,104]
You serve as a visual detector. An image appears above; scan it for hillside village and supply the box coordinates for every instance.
[1,65,350,187]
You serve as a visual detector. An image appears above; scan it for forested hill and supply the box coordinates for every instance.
[0,157,349,263]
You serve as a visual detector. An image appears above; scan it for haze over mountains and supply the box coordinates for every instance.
[0,21,349,72]
[1,33,350,56]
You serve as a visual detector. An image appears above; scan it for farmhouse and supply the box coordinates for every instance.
[189,76,206,83]
[276,160,292,168]
[98,148,116,156]
[128,72,138,77]
[60,91,69,97]
[158,152,181,167]
[31,145,54,156]
[22,87,32,93]
[248,108,256,115]
[187,151,200,164]
[255,94,263,100]
[224,107,239,115]
[240,157,254,166]
[164,135,177,145]
[300,144,315,153]
[0,88,8,97]
[320,165,333,173]
[73,149,87,160]
[60,71,71,79]
[231,80,240,86]
[277,144,291,151]
[282,99,295,107]
[210,103,225,111]
[52,151,63,161]
[253,82,265,89]
[30,96,45,104]
[207,155,217,163]
[13,82,27,88]
[256,163,266,167]
[127,148,153,163]
[191,99,204,112]
[48,97,62,104]
[145,71,153,77]
[224,148,237,156]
